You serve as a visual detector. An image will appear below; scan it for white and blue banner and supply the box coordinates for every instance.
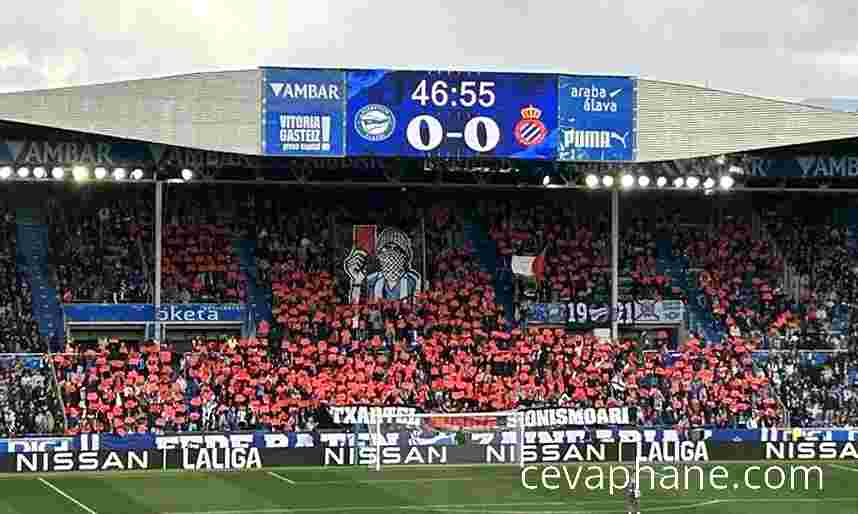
[6,428,858,453]
[262,68,347,156]
[63,303,247,323]
[557,75,636,162]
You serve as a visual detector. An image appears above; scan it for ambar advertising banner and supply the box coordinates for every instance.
[262,68,347,157]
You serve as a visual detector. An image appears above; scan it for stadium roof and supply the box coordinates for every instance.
[0,69,856,162]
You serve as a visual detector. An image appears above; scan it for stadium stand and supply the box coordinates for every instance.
[39,194,831,434]
[0,201,47,354]
[684,222,788,341]
[54,339,183,435]
[765,349,858,427]
[0,355,63,436]
[0,186,855,435]
[48,187,154,304]
[161,187,247,304]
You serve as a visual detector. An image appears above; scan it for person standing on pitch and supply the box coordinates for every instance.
[625,477,640,514]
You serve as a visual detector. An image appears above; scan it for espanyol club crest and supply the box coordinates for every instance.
[514,105,548,147]
[355,104,396,142]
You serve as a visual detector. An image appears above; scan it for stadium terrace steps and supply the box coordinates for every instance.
[657,236,725,343]
[830,303,849,336]
[235,239,273,336]
[14,219,64,352]
[464,218,513,324]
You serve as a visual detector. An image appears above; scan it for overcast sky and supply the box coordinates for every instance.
[1,1,857,100]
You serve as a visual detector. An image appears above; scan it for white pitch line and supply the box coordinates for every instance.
[38,477,98,514]
[161,497,858,514]
[438,500,724,514]
[266,471,296,485]
[304,477,477,485]
[830,463,858,473]
[162,502,569,514]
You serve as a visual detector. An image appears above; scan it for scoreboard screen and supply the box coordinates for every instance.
[346,70,557,159]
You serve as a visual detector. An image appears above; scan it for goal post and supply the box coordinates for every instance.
[368,410,526,472]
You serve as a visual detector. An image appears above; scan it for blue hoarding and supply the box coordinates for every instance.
[557,76,636,161]
[63,304,247,323]
[262,68,346,156]
[525,301,684,325]
[346,70,558,159]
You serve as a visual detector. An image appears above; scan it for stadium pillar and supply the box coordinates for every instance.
[154,180,163,341]
[611,189,619,340]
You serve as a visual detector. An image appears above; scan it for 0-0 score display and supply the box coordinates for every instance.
[408,80,500,153]
[347,70,558,159]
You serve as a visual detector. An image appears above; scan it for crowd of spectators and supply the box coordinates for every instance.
[50,330,782,434]
[766,347,858,427]
[0,356,62,436]
[161,223,246,304]
[47,188,153,304]
[488,202,611,305]
[54,339,187,435]
[44,196,789,434]
[5,190,858,436]
[0,206,45,353]
[766,217,857,345]
[681,222,789,341]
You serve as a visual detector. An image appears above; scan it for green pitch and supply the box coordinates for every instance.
[0,463,856,513]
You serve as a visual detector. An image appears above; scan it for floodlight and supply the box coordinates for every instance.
[720,175,735,190]
[94,167,107,180]
[703,177,715,189]
[686,176,700,189]
[16,167,30,178]
[542,174,550,186]
[52,167,65,180]
[585,174,600,189]
[72,166,89,182]
[638,175,651,188]
[131,168,144,180]
[621,174,635,188]
[113,168,127,180]
[673,177,685,188]
[33,167,46,179]
[0,166,11,179]
[601,175,614,188]
[656,176,667,188]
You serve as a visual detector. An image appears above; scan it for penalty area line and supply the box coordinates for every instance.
[267,471,297,484]
[38,477,99,514]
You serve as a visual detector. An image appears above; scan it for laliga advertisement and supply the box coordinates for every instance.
[346,70,558,159]
[262,68,347,156]
[557,75,636,161]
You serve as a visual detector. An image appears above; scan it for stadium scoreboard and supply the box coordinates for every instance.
[261,67,636,162]
[346,70,557,159]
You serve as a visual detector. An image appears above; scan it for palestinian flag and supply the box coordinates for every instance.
[511,251,546,282]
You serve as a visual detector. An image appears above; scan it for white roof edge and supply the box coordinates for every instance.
[638,77,858,115]
[0,68,260,96]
